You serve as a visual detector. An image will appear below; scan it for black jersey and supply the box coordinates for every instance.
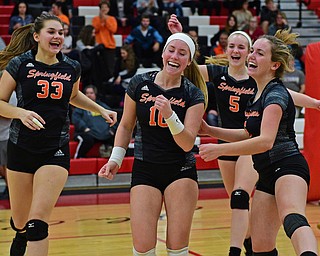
[127,71,205,165]
[207,64,256,129]
[244,79,300,171]
[6,50,81,153]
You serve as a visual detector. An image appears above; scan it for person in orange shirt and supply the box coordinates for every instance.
[51,1,70,25]
[92,0,118,82]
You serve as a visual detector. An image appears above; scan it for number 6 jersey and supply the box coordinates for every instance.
[6,50,81,153]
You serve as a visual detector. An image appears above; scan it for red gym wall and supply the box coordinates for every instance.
[303,42,320,202]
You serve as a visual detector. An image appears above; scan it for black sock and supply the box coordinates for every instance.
[229,246,241,256]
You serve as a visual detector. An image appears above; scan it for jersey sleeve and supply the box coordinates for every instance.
[126,73,143,101]
[264,84,289,112]
[206,64,227,82]
[5,56,22,81]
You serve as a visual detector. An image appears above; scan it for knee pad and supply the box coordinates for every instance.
[253,248,278,255]
[26,219,49,241]
[230,189,250,210]
[167,247,188,256]
[133,247,156,256]
[10,217,26,232]
[283,213,310,239]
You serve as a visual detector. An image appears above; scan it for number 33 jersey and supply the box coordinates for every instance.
[127,71,205,165]
[6,50,81,153]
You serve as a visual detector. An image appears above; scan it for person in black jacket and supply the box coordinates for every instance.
[72,85,117,158]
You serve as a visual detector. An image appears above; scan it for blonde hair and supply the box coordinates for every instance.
[0,12,62,70]
[262,29,299,78]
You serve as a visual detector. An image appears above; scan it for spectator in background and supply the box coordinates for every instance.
[51,1,70,25]
[164,0,183,17]
[210,14,237,46]
[244,15,264,42]
[198,0,221,16]
[136,0,160,16]
[248,0,261,15]
[232,0,253,30]
[260,0,278,34]
[9,1,34,35]
[104,44,139,108]
[61,22,79,61]
[188,28,208,65]
[0,92,17,200]
[282,58,305,117]
[72,85,117,159]
[92,0,118,83]
[205,82,219,127]
[124,13,163,68]
[0,36,6,50]
[108,0,135,28]
[267,11,291,35]
[209,31,228,57]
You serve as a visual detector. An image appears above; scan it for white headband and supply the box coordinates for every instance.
[163,33,196,59]
[229,31,252,48]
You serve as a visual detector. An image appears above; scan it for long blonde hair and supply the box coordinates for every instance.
[0,12,62,70]
[262,29,299,78]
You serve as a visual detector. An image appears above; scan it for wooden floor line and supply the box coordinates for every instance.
[156,237,203,256]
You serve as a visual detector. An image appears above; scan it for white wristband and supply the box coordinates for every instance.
[109,146,126,167]
[165,111,185,135]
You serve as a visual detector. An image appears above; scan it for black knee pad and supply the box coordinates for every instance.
[283,213,310,239]
[230,189,250,210]
[253,248,278,255]
[10,217,26,232]
[26,219,49,241]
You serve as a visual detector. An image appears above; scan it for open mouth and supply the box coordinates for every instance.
[50,41,61,49]
[168,61,180,68]
[248,61,257,69]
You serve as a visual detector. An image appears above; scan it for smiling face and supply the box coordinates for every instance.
[33,19,64,56]
[247,38,276,79]
[162,39,191,75]
[226,33,250,67]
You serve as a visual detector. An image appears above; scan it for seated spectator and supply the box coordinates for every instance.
[244,16,264,42]
[188,28,208,65]
[51,1,70,25]
[109,0,135,28]
[9,1,34,35]
[61,22,79,61]
[76,25,96,52]
[198,0,221,16]
[124,13,163,68]
[210,14,237,46]
[267,10,291,35]
[260,0,278,34]
[209,31,228,57]
[232,0,253,30]
[282,59,305,117]
[136,0,160,16]
[72,85,117,158]
[164,0,183,17]
[103,44,139,108]
[205,82,219,127]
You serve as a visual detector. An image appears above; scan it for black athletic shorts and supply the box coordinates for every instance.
[256,154,310,195]
[218,139,239,161]
[131,159,198,194]
[7,139,70,174]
